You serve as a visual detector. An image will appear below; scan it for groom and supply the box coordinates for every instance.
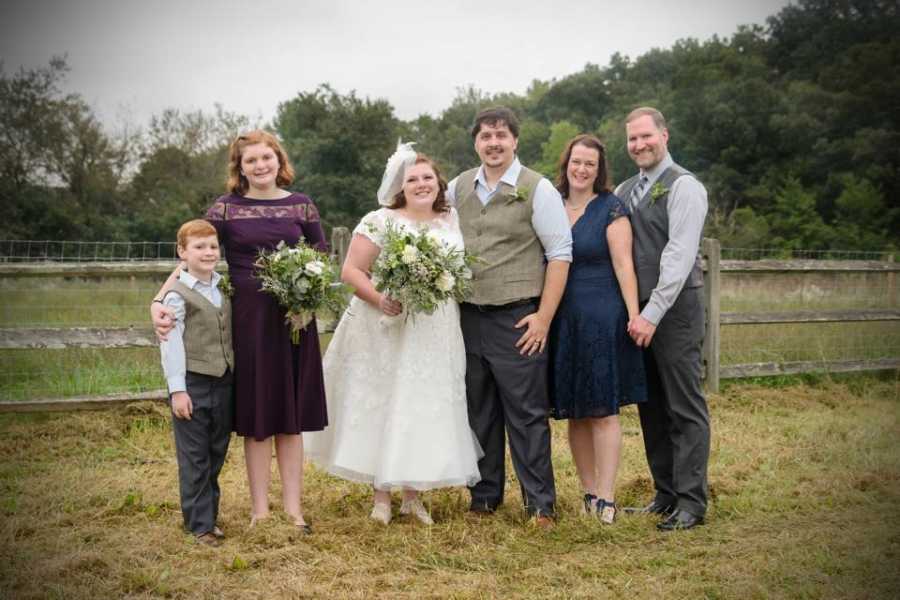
[447,107,571,526]
[617,106,710,530]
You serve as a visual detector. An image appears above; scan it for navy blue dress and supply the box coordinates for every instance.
[549,192,647,419]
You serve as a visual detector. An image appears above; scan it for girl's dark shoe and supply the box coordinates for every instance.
[582,493,598,515]
[597,499,616,524]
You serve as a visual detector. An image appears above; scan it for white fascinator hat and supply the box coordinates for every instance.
[376,139,418,206]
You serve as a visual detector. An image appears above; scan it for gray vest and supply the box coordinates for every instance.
[171,280,235,377]
[618,164,704,302]
[456,165,545,305]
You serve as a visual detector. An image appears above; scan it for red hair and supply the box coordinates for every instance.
[226,130,295,195]
[177,219,217,249]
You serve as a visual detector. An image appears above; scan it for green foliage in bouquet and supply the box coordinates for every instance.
[217,272,234,298]
[369,219,478,318]
[254,240,350,343]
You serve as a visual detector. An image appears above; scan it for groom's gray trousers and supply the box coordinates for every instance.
[460,299,556,517]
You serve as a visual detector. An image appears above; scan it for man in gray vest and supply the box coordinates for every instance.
[447,107,572,527]
[616,107,710,530]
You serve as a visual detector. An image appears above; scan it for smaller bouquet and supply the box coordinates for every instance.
[255,241,350,343]
[370,219,477,326]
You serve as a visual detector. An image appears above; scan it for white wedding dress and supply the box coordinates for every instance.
[305,207,482,491]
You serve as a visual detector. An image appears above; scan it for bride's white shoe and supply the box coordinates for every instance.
[370,502,392,525]
[399,497,434,525]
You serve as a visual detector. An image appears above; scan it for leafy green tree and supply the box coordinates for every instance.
[831,174,898,250]
[707,206,771,249]
[516,119,550,168]
[531,64,612,132]
[0,57,131,240]
[275,85,399,233]
[535,121,579,180]
[125,106,251,242]
[767,176,835,250]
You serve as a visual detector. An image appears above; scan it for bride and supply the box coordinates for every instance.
[305,144,481,525]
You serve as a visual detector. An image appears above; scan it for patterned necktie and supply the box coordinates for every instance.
[631,175,649,209]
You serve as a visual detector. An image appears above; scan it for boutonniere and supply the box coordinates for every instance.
[218,273,234,298]
[649,182,669,204]
[506,186,531,204]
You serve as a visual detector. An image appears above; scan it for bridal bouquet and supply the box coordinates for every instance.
[370,219,476,325]
[255,240,350,343]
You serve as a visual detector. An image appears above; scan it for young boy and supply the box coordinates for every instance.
[157,219,234,547]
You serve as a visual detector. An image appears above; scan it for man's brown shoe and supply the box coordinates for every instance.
[532,515,555,531]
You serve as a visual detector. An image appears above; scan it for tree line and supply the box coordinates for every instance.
[2,0,897,251]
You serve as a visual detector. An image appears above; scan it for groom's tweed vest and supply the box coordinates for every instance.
[618,163,705,302]
[170,280,234,377]
[456,166,545,306]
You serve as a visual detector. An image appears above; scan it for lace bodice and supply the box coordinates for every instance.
[353,207,464,252]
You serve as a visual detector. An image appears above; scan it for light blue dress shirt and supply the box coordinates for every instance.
[159,270,223,394]
[447,158,573,262]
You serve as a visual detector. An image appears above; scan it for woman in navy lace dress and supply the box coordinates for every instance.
[548,134,646,523]
[153,130,325,532]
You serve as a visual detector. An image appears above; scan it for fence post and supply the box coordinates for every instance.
[888,253,896,308]
[702,238,721,393]
[331,227,351,269]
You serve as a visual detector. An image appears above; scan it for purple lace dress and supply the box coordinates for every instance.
[206,193,328,440]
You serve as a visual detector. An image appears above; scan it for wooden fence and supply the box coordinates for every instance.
[700,239,899,391]
[0,232,897,411]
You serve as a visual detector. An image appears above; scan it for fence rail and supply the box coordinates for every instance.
[1,233,897,411]
[718,358,900,379]
[0,240,180,262]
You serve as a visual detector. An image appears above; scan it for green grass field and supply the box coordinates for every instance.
[0,277,162,327]
[1,375,898,598]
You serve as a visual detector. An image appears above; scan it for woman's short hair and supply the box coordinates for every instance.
[177,219,218,249]
[389,154,450,214]
[226,130,295,195]
[555,134,611,198]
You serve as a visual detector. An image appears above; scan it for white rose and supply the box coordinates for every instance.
[295,279,310,293]
[305,260,324,276]
[401,245,419,264]
[436,271,455,292]
[426,231,444,246]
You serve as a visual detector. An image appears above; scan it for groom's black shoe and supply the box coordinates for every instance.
[623,500,675,516]
[656,509,704,531]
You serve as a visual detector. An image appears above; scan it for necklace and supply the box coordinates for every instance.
[566,199,591,211]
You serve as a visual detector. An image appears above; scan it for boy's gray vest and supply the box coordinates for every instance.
[618,164,704,302]
[170,280,234,377]
[455,166,545,306]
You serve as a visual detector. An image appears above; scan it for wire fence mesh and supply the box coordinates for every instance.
[0,240,180,262]
[721,247,896,261]
[718,261,898,367]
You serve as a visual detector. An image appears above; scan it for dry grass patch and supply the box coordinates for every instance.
[1,375,899,598]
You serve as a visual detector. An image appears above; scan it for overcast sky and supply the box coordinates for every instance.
[2,0,792,129]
